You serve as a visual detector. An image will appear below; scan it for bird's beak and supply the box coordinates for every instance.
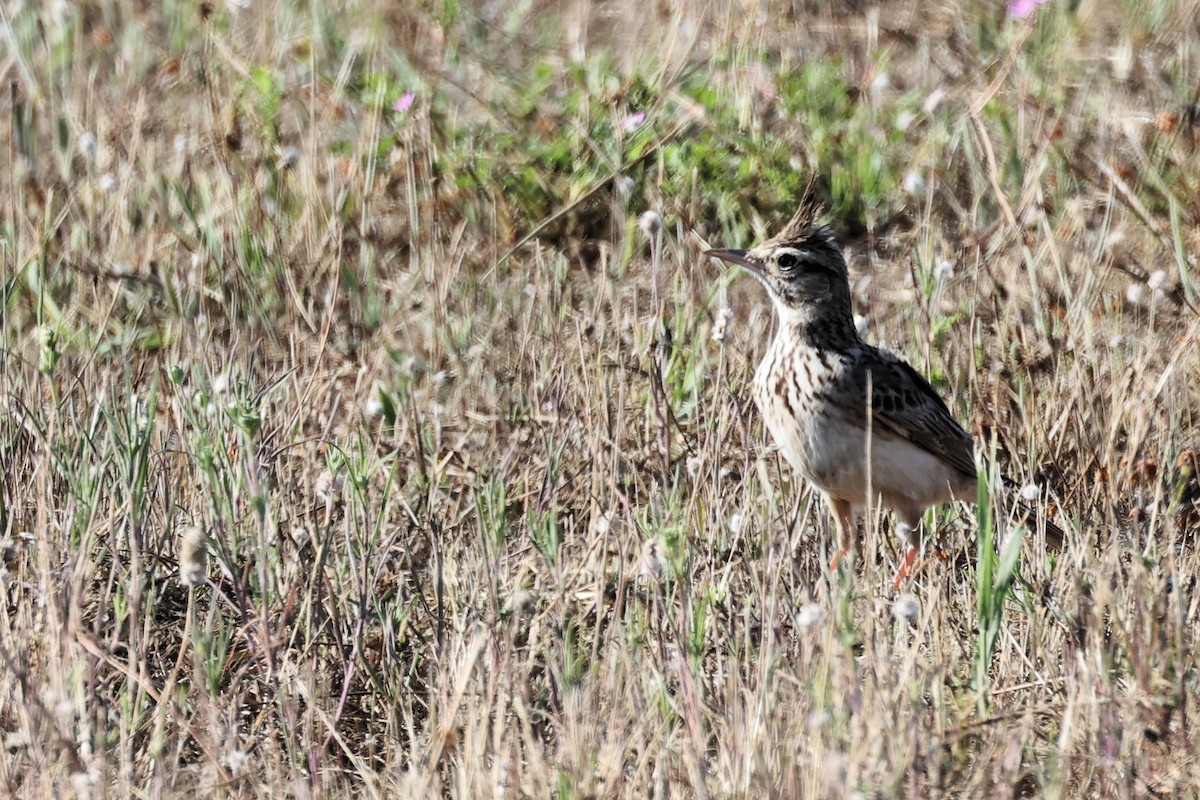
[705,248,759,274]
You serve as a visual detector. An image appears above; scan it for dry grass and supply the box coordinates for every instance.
[3,0,1200,797]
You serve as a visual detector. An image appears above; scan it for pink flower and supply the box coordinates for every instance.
[622,111,646,132]
[393,91,415,113]
[1008,0,1048,18]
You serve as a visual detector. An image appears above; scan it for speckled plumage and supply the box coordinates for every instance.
[707,189,979,560]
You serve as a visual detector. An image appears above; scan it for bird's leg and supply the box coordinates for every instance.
[891,520,920,591]
[827,497,855,571]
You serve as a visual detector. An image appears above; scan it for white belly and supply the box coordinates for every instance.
[752,345,975,523]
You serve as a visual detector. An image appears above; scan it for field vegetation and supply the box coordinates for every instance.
[3,0,1200,796]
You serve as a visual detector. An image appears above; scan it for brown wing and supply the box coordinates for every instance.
[851,349,977,479]
[850,348,1064,544]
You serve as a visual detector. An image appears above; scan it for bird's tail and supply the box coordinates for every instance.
[1000,475,1065,551]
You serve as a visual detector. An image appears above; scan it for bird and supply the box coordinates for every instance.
[706,186,1061,586]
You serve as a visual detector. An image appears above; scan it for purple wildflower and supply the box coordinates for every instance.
[393,91,416,113]
[622,111,646,132]
[1008,0,1048,18]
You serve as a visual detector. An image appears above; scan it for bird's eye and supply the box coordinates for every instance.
[777,252,800,272]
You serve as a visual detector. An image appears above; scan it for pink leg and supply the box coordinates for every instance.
[892,544,919,591]
[890,519,921,591]
[828,497,854,570]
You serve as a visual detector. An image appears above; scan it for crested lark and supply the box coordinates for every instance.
[708,189,1060,582]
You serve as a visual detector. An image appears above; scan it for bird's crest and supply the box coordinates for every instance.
[766,177,831,247]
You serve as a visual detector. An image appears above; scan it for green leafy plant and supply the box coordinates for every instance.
[972,459,1027,714]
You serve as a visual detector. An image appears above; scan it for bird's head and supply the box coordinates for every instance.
[705,187,849,315]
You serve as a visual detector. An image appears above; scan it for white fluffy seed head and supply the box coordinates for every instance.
[177,525,209,587]
[923,88,946,114]
[892,593,920,624]
[933,259,955,283]
[638,210,662,238]
[901,170,925,195]
[70,771,93,799]
[794,602,825,631]
[223,748,248,774]
[77,132,98,163]
[710,306,734,342]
